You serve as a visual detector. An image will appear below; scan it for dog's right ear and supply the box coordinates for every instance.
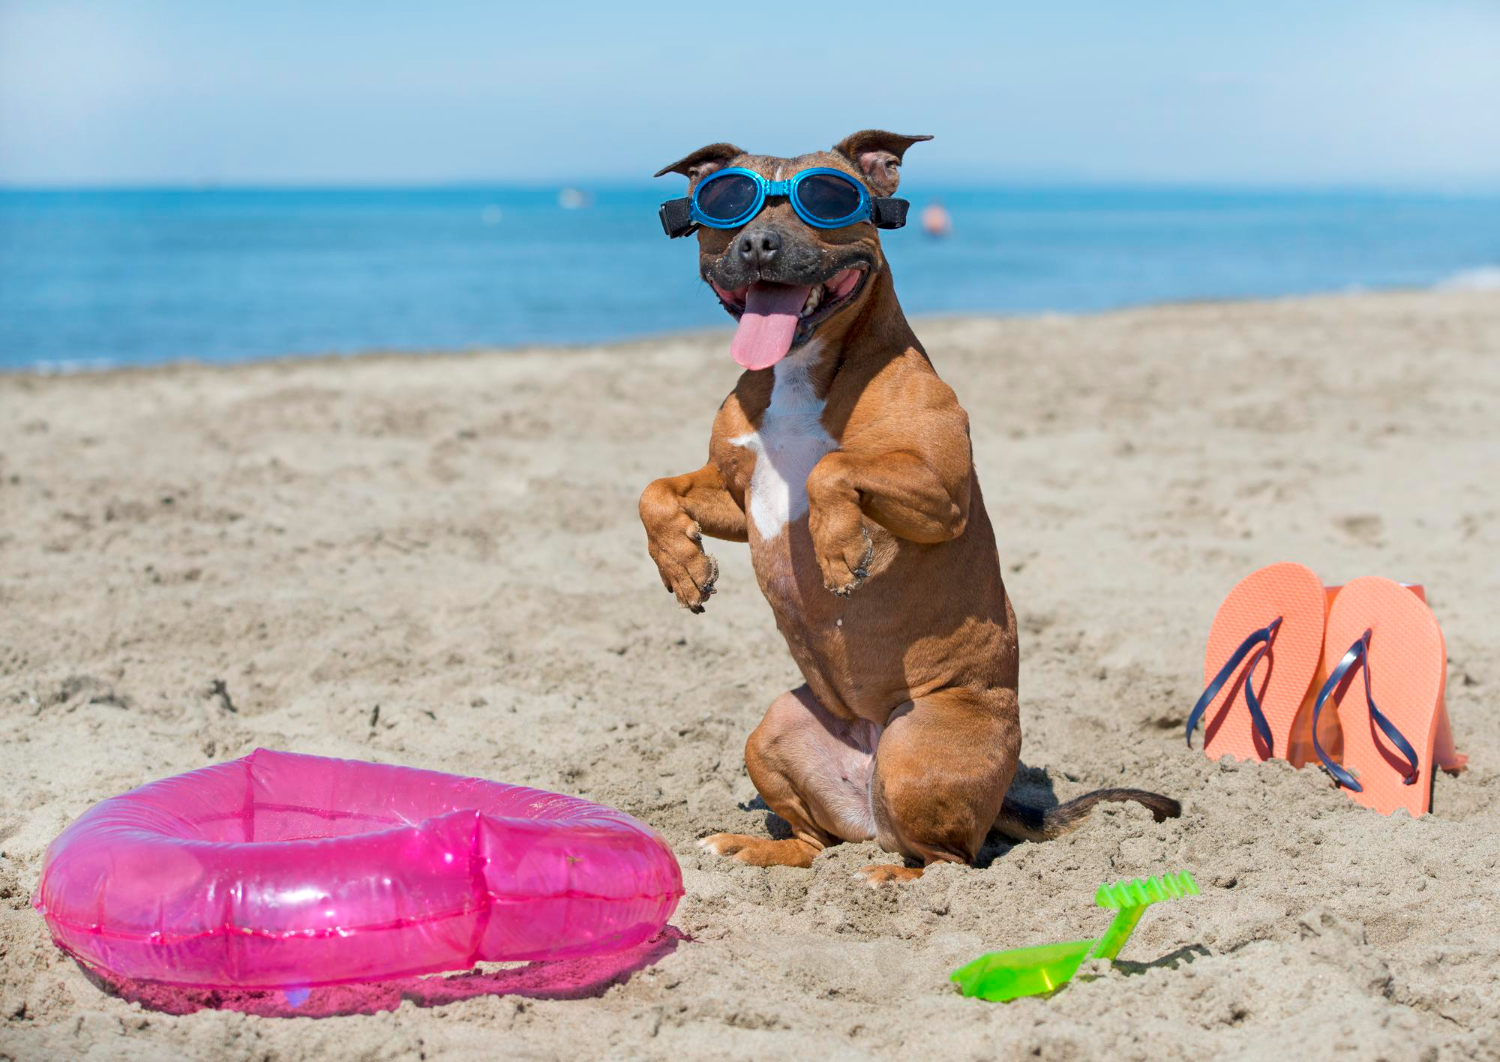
[833,131,932,196]
[654,143,745,185]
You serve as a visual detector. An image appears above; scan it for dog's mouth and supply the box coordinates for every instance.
[709,263,870,371]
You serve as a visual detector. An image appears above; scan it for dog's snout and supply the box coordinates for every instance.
[737,228,782,269]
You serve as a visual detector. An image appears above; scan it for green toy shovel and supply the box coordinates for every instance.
[950,870,1199,1002]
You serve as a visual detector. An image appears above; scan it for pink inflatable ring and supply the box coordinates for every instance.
[32,749,683,988]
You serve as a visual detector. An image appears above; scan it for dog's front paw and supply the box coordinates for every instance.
[645,520,719,613]
[809,501,874,597]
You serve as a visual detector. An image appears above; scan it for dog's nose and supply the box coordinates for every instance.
[737,228,781,269]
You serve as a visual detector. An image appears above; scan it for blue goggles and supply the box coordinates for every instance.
[659,166,910,239]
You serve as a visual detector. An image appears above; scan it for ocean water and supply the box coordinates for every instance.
[1,185,1497,371]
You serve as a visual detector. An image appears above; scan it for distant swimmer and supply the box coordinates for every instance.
[921,201,952,238]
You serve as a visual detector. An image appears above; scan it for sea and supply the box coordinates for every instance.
[2,185,1497,372]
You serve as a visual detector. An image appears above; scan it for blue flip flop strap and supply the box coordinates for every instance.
[1311,630,1421,791]
[1186,618,1280,754]
[1240,640,1278,755]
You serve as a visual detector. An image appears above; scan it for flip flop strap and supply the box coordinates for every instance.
[1240,640,1278,755]
[1186,618,1280,753]
[1311,629,1420,791]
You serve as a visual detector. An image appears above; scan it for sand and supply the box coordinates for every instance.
[1,290,1497,1061]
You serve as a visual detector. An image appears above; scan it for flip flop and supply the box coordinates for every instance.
[1284,582,1429,769]
[1186,562,1327,763]
[1312,576,1465,817]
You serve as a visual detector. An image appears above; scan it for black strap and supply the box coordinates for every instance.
[871,198,909,229]
[659,198,697,238]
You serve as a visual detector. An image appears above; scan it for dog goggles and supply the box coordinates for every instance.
[659,166,909,239]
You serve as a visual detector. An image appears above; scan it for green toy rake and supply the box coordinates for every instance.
[950,871,1199,1002]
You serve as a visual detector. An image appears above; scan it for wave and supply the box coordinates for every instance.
[1434,266,1500,292]
[25,357,121,375]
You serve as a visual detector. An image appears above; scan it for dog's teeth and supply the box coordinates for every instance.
[800,287,822,317]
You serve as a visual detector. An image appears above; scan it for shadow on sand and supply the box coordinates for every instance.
[1111,943,1211,975]
[739,760,1065,870]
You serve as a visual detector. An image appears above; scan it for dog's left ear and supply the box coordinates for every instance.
[833,130,933,196]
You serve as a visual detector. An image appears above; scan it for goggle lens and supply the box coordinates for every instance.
[796,173,863,222]
[695,174,759,222]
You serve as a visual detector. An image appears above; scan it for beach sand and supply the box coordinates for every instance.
[2,290,1497,1061]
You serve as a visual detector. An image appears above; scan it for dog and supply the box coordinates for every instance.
[639,131,1179,884]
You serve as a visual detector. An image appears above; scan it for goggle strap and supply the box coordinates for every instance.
[871,198,909,230]
[659,197,697,238]
[661,193,909,235]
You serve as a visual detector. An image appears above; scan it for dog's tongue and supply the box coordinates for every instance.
[730,282,812,370]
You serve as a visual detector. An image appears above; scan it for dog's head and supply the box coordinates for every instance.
[656,130,931,370]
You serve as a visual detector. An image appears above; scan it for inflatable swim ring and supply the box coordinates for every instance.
[32,749,683,988]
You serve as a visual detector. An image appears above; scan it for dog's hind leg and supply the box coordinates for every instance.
[859,686,1020,886]
[701,686,881,868]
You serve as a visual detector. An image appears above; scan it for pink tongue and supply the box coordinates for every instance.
[730,282,812,370]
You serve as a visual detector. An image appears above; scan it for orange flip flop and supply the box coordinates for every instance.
[1285,582,1429,768]
[1312,576,1466,817]
[1186,563,1327,763]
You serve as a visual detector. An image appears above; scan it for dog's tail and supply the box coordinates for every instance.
[993,788,1181,843]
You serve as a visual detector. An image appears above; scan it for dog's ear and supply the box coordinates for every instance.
[833,130,933,196]
[654,143,745,185]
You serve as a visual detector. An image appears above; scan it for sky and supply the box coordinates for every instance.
[1,1,1498,188]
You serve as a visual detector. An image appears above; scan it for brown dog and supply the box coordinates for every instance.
[640,131,1179,884]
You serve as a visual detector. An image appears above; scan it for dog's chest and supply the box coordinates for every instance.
[731,349,837,541]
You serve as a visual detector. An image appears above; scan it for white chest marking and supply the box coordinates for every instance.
[731,343,837,540]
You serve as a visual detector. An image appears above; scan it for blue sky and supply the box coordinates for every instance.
[1,1,1497,187]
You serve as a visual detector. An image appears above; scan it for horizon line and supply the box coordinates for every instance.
[4,174,1500,197]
